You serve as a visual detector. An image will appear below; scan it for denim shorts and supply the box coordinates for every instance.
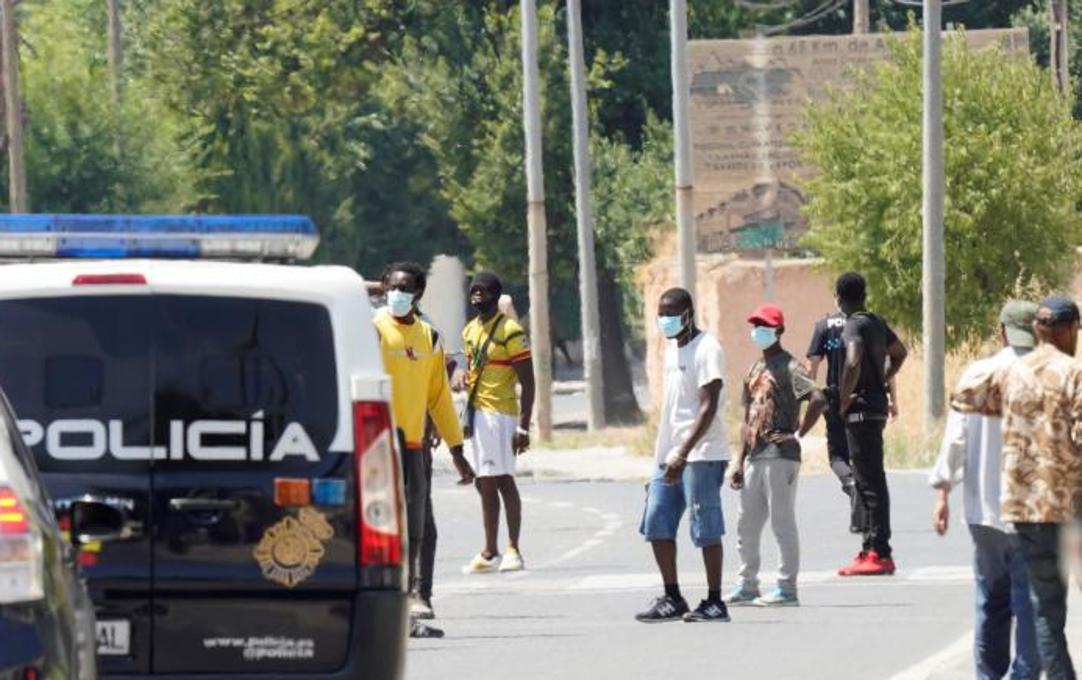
[639,460,727,548]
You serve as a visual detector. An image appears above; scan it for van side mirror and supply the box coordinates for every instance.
[70,499,141,544]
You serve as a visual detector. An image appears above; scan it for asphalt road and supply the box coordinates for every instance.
[405,469,1082,680]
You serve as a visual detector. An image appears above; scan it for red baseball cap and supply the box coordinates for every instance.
[747,303,785,328]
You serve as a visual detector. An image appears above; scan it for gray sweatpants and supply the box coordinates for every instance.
[737,457,801,594]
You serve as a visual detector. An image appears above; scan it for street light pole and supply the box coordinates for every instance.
[1051,0,1070,94]
[566,0,606,431]
[853,0,870,34]
[670,0,695,300]
[1,0,26,213]
[922,0,945,430]
[106,0,123,105]
[521,0,553,442]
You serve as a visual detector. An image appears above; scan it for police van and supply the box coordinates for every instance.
[0,215,407,679]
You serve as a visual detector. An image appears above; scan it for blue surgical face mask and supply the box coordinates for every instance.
[657,314,686,339]
[751,326,778,349]
[387,290,416,318]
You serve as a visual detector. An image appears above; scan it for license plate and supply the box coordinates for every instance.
[96,620,131,656]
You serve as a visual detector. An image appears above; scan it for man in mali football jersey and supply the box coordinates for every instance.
[458,272,535,574]
[374,262,475,638]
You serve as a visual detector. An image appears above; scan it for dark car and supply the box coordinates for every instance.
[0,216,408,679]
[0,386,98,680]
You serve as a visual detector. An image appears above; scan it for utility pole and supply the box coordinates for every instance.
[566,0,605,431]
[853,0,870,34]
[521,0,553,442]
[922,0,945,430]
[1051,0,1070,94]
[1,0,26,213]
[106,0,123,105]
[670,0,695,300]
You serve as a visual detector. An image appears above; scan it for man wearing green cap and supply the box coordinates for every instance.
[953,294,1082,679]
[931,300,1039,680]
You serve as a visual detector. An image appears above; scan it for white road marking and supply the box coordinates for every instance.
[548,501,574,509]
[883,631,971,680]
[438,566,974,596]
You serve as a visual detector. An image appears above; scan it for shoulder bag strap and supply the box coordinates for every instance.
[466,314,505,410]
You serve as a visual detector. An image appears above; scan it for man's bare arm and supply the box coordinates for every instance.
[806,356,823,381]
[799,389,827,437]
[664,379,722,484]
[839,339,863,414]
[885,339,908,382]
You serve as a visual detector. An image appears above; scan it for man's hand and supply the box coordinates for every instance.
[729,465,745,490]
[663,457,687,485]
[889,398,899,422]
[933,497,950,536]
[840,395,854,415]
[512,431,530,456]
[450,446,475,485]
[451,369,468,392]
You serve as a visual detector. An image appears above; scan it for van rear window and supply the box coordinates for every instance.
[0,295,337,471]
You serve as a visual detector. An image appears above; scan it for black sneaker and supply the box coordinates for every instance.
[410,620,445,638]
[683,599,731,622]
[634,595,689,623]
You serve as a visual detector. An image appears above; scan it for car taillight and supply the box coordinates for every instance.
[0,485,43,603]
[353,401,403,566]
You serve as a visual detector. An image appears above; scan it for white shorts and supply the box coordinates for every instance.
[468,411,517,478]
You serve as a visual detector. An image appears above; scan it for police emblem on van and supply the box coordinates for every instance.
[254,507,333,588]
[17,414,319,462]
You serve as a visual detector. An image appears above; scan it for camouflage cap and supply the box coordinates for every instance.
[999,300,1038,349]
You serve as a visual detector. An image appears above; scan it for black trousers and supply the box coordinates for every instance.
[418,445,437,599]
[845,419,892,558]
[826,411,866,534]
[1016,522,1076,680]
[400,446,428,590]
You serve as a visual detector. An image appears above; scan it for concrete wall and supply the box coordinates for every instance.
[640,255,835,411]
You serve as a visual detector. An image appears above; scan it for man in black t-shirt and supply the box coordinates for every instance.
[833,273,908,577]
[807,311,866,534]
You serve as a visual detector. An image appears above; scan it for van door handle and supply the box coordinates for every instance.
[169,498,239,513]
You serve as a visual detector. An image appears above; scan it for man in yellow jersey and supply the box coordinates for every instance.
[457,272,535,574]
[374,262,474,638]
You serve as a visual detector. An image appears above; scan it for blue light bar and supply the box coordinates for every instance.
[0,214,319,260]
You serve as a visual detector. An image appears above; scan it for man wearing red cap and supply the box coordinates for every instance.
[726,303,825,607]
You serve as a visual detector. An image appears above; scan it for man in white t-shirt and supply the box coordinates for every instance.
[636,287,731,623]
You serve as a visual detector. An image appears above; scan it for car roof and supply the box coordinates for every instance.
[0,259,363,302]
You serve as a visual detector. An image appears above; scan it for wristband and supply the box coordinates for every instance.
[516,426,530,436]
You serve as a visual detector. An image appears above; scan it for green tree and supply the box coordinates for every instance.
[19,0,197,212]
[793,28,1082,348]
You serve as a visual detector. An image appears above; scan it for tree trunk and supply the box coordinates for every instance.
[598,263,642,425]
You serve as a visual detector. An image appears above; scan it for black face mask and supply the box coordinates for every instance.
[472,297,498,315]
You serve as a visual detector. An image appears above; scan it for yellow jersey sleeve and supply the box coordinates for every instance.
[502,319,531,363]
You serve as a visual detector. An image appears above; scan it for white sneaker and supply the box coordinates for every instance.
[410,596,435,620]
[462,552,500,574]
[498,548,525,572]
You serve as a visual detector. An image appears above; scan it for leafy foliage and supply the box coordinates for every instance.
[793,28,1082,348]
[19,0,196,212]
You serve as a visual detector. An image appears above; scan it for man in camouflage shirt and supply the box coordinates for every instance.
[952,295,1082,680]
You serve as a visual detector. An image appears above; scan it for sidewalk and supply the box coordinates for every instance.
[432,433,833,482]
[433,444,650,482]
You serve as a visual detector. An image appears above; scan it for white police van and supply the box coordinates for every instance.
[0,215,407,679]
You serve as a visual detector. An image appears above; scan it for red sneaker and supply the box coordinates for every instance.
[837,551,869,576]
[847,551,896,576]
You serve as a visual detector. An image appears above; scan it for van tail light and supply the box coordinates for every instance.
[353,401,403,567]
[72,273,147,286]
[0,485,43,603]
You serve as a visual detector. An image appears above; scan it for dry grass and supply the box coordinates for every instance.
[883,343,982,468]
[538,423,656,456]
